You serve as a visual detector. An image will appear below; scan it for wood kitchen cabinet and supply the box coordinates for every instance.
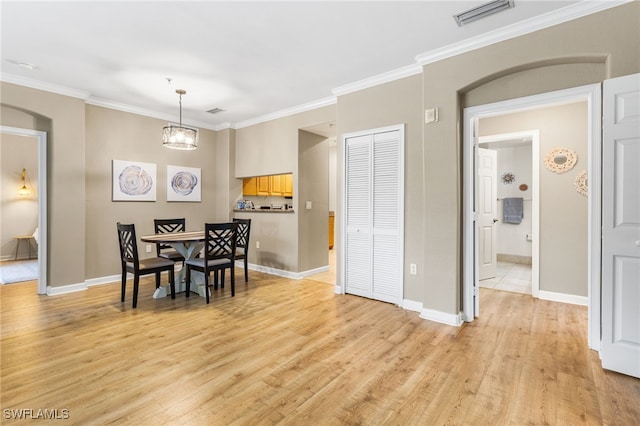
[270,175,284,196]
[257,176,270,195]
[242,177,258,196]
[242,173,294,197]
[283,173,293,197]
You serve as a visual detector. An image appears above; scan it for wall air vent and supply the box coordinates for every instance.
[454,0,514,27]
[206,108,225,114]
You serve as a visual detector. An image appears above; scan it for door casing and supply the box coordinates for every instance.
[462,83,602,351]
[0,125,48,295]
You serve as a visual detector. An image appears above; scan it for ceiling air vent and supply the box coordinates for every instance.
[454,0,514,27]
[206,108,225,114]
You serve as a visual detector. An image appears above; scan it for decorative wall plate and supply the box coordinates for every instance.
[544,147,577,173]
[501,172,515,184]
[574,169,588,196]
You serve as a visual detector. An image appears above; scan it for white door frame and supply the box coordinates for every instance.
[462,83,602,351]
[478,130,540,302]
[338,124,405,306]
[1,125,48,295]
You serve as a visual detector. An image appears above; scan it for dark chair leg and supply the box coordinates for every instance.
[204,269,210,304]
[244,257,248,282]
[121,270,127,302]
[230,266,235,297]
[185,266,191,297]
[214,270,219,290]
[221,269,225,288]
[169,266,176,300]
[155,271,161,288]
[132,276,140,308]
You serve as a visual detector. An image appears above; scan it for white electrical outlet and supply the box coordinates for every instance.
[256,241,260,249]
[410,264,417,275]
[146,244,152,253]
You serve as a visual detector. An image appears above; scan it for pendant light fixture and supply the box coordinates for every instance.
[162,89,198,150]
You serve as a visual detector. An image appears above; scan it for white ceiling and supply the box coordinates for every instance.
[0,1,618,131]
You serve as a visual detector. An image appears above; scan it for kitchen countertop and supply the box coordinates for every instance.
[233,209,295,214]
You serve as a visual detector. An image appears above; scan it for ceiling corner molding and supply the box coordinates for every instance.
[332,63,423,97]
[415,0,633,66]
[233,96,336,130]
[213,122,232,131]
[86,96,219,131]
[1,72,91,100]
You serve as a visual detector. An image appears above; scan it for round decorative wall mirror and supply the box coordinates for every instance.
[544,147,577,173]
[575,169,588,196]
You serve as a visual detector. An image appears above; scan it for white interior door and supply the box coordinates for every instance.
[477,148,498,281]
[601,73,640,378]
[371,130,403,304]
[344,126,404,305]
[345,134,372,299]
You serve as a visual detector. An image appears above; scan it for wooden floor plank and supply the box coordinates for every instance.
[1,273,639,425]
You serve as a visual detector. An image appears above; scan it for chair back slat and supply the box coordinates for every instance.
[205,223,238,262]
[117,223,139,267]
[232,218,251,249]
[154,218,186,253]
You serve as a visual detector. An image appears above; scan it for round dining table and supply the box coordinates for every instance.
[140,231,208,298]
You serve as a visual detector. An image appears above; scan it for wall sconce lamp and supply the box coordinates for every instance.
[18,168,32,196]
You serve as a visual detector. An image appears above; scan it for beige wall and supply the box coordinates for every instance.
[337,73,424,301]
[298,130,329,272]
[1,83,86,288]
[85,105,220,279]
[419,2,639,314]
[216,128,241,221]
[1,3,638,308]
[234,105,335,273]
[481,102,588,297]
[0,133,38,260]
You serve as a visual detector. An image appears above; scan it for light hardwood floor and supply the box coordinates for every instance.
[1,271,638,425]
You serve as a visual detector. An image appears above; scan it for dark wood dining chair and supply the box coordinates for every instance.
[185,222,238,304]
[232,218,251,282]
[153,218,186,261]
[116,223,176,308]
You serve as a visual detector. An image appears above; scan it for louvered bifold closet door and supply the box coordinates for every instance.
[344,128,403,305]
[345,134,373,298]
[372,130,401,304]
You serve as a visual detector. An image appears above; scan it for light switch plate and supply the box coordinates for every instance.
[425,107,439,124]
[306,201,312,210]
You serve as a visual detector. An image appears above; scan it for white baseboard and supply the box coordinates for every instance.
[245,262,329,280]
[419,307,463,327]
[401,299,423,313]
[299,265,330,277]
[46,282,87,296]
[537,290,588,306]
[86,274,124,287]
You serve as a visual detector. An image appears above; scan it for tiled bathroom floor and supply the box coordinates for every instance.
[479,261,532,295]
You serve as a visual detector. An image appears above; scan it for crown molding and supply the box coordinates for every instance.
[232,96,336,130]
[1,72,91,100]
[85,96,219,131]
[332,63,423,97]
[2,0,630,130]
[415,0,633,66]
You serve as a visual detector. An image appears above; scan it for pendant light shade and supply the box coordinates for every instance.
[163,89,198,150]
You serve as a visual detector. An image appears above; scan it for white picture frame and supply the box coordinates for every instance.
[112,160,157,201]
[167,165,201,202]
